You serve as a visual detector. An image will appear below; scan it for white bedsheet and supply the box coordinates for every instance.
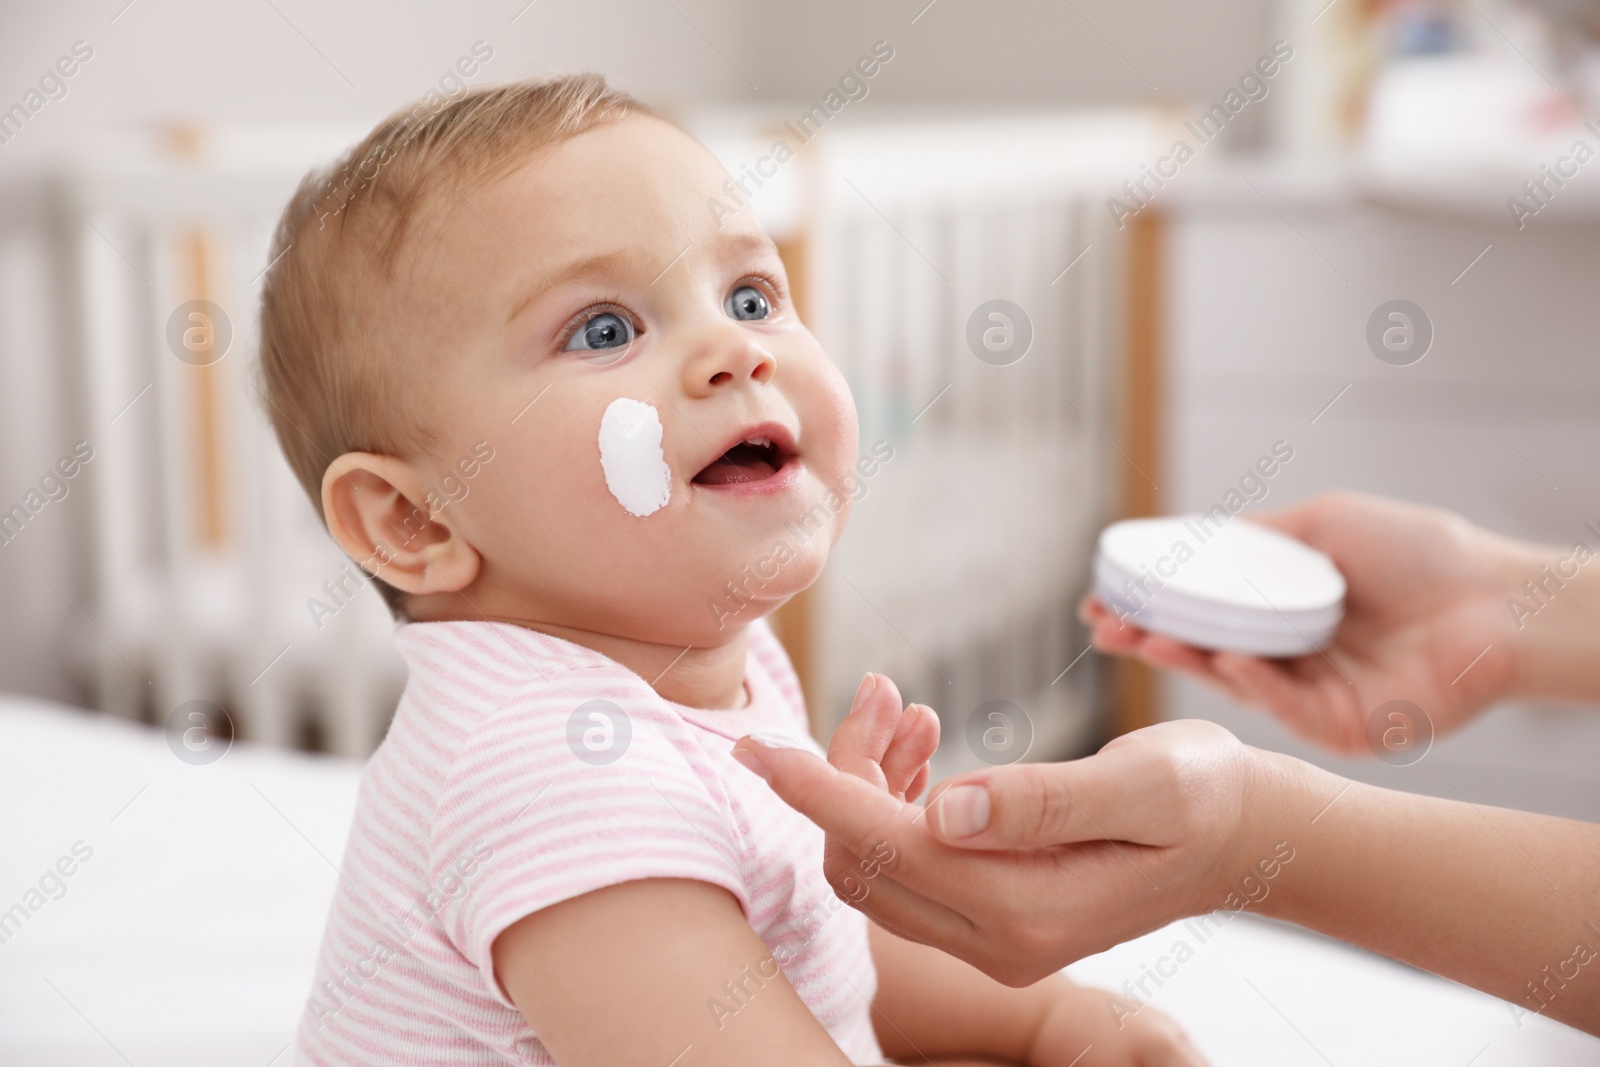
[1066,915,1597,1064]
[1,697,359,1066]
[1,695,1595,1065]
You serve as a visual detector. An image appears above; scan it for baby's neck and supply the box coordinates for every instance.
[536,620,752,710]
[409,594,751,708]
[404,580,754,708]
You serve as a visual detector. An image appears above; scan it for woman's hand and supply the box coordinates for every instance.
[736,712,1274,987]
[1084,491,1525,754]
[816,676,1212,1065]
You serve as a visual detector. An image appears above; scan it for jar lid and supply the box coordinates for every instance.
[1093,515,1346,656]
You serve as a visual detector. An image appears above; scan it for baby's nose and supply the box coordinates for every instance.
[683,334,774,396]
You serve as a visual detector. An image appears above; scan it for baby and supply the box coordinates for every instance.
[262,75,1204,1066]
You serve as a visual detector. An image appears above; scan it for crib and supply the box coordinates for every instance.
[9,109,1175,763]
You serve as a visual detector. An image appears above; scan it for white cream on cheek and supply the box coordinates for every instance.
[598,397,672,517]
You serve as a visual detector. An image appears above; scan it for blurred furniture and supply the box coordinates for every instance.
[30,151,404,756]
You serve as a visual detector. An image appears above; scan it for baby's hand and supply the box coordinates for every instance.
[1032,980,1209,1067]
[827,673,940,801]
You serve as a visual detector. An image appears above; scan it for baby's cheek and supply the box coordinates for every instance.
[479,418,597,539]
[810,360,860,483]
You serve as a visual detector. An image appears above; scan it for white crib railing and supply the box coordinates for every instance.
[44,163,403,757]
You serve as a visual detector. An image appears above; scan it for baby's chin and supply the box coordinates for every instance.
[589,587,805,652]
[603,534,820,646]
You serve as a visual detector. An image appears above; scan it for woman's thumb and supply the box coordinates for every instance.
[927,757,1137,850]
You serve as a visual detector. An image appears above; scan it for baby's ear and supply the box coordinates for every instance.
[321,452,480,598]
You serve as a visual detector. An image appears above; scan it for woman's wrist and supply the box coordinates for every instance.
[1500,533,1600,705]
[1222,745,1338,926]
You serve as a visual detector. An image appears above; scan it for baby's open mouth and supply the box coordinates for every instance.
[691,428,797,487]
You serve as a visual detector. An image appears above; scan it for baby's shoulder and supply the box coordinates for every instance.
[458,659,693,763]
[392,620,702,770]
[426,653,730,834]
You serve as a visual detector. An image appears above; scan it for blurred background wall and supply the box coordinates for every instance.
[0,1,1280,132]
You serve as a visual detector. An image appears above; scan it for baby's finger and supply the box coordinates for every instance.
[903,762,930,803]
[880,704,940,799]
[737,737,945,887]
[826,672,905,787]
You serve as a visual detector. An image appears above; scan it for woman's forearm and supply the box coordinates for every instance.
[1503,535,1600,706]
[1250,751,1600,1032]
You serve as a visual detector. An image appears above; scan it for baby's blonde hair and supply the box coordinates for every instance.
[259,74,653,613]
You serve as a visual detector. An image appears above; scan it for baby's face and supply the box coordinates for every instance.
[406,116,857,646]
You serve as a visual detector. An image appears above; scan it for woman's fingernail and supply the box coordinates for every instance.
[933,784,991,839]
[745,728,812,751]
[892,703,922,741]
[852,673,878,711]
[730,745,770,781]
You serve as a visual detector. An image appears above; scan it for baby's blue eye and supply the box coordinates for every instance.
[726,285,770,321]
[565,311,634,352]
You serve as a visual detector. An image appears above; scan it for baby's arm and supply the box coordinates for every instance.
[495,877,862,1066]
[840,674,1207,1066]
[871,923,1206,1067]
[870,920,1052,1063]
